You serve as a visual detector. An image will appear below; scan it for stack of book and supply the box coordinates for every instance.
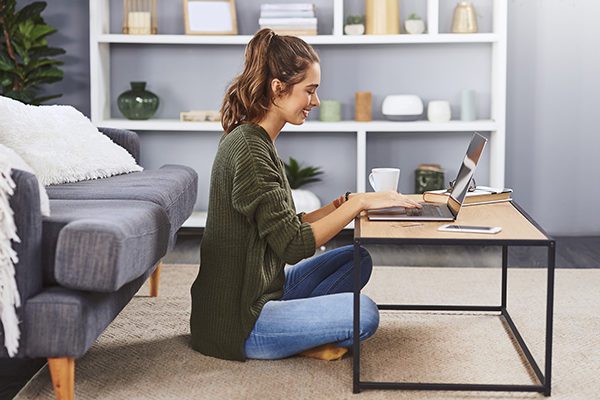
[423,186,513,206]
[259,3,317,36]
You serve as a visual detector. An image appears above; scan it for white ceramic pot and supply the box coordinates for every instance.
[291,189,321,213]
[344,24,365,35]
[404,19,425,34]
[427,100,452,123]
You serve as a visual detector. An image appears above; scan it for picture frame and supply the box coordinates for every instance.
[184,0,238,35]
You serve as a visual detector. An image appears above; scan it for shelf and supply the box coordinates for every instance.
[181,211,353,230]
[98,33,498,45]
[99,119,497,132]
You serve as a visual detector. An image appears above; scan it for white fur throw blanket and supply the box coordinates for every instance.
[0,95,142,185]
[0,164,20,357]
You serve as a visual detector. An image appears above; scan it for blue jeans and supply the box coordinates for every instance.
[244,245,380,359]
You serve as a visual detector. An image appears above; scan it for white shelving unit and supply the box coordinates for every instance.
[90,0,507,229]
[97,33,499,45]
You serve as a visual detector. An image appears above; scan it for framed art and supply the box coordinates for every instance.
[184,0,238,35]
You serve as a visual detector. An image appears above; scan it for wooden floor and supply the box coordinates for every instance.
[2,234,598,399]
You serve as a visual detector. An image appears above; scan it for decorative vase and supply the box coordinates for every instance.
[319,100,341,122]
[404,19,425,34]
[355,91,372,121]
[292,189,321,213]
[451,1,478,33]
[365,0,400,35]
[117,81,159,120]
[344,24,365,35]
[415,164,445,194]
[460,89,477,121]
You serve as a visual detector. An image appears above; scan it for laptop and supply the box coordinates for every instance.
[367,132,488,221]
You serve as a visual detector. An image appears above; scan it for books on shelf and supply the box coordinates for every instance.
[259,3,317,36]
[260,3,315,11]
[423,186,513,206]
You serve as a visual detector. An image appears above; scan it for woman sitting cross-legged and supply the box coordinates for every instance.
[190,28,421,362]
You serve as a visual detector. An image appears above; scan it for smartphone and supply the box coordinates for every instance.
[438,224,502,234]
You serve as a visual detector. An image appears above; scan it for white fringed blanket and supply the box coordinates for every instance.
[0,164,21,357]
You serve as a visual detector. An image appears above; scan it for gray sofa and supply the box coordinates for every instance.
[1,128,197,399]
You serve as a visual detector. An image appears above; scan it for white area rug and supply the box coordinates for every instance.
[16,265,600,399]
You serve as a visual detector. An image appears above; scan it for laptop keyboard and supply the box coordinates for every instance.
[406,203,444,217]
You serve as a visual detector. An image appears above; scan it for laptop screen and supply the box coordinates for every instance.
[447,133,488,216]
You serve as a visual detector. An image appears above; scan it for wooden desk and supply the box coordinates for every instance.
[351,200,555,396]
[357,198,548,243]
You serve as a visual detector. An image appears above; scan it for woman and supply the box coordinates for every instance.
[190,28,421,362]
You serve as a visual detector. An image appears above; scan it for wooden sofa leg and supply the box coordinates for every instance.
[48,357,74,400]
[150,261,162,297]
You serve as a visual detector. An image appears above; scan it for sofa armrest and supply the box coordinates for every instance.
[0,170,44,357]
[9,170,43,301]
[98,127,141,163]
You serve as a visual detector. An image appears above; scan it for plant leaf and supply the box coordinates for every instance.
[14,2,46,24]
[29,46,65,59]
[283,157,323,189]
[0,76,12,86]
[31,93,61,104]
[3,88,35,103]
[26,66,63,84]
[29,24,56,42]
[24,58,63,72]
[0,54,14,71]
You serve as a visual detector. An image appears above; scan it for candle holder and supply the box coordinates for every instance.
[122,0,158,35]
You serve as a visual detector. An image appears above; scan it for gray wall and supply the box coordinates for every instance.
[30,0,600,236]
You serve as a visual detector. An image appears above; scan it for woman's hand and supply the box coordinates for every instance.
[353,191,422,211]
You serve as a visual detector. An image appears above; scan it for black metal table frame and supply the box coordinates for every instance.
[352,203,555,396]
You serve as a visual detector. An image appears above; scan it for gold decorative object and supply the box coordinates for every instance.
[365,0,399,35]
[355,91,372,121]
[122,0,157,35]
[451,1,478,33]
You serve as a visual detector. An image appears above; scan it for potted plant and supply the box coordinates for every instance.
[405,13,425,34]
[344,15,365,36]
[0,1,65,104]
[284,157,323,213]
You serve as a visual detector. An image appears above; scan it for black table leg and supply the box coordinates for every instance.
[353,238,361,394]
[544,241,556,396]
[501,245,508,309]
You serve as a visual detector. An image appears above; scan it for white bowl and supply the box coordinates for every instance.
[382,95,424,121]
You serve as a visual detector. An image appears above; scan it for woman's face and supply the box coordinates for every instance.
[273,62,321,125]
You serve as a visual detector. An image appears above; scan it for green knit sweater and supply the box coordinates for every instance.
[190,123,316,361]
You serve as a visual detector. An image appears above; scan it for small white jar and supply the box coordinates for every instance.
[427,100,452,122]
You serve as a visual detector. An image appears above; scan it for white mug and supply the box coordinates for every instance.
[369,168,400,192]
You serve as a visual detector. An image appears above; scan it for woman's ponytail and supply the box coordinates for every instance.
[220,28,319,134]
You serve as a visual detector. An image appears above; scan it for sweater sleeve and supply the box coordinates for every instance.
[231,135,316,265]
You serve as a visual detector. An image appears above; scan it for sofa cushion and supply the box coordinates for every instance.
[46,165,198,247]
[0,95,143,185]
[43,200,169,292]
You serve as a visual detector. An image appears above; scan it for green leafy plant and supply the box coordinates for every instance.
[284,157,324,190]
[407,13,422,20]
[345,15,364,25]
[0,0,65,104]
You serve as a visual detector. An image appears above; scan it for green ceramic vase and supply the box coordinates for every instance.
[415,165,445,194]
[117,81,159,120]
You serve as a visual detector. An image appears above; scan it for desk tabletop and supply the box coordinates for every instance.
[356,196,549,242]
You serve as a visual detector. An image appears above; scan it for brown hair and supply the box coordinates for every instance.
[220,28,320,134]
